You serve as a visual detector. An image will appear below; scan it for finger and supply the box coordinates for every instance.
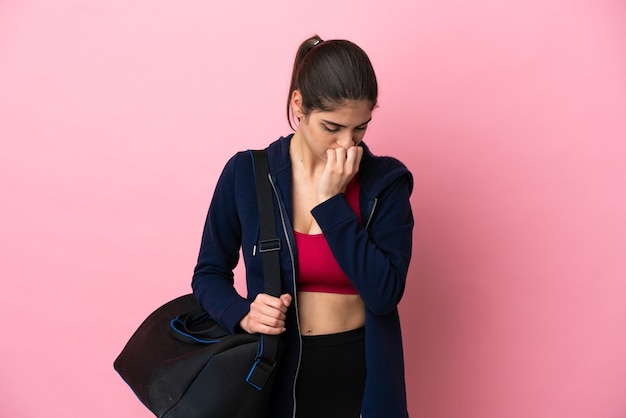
[248,308,286,330]
[345,146,361,172]
[333,147,347,171]
[255,293,287,311]
[325,148,336,171]
[271,297,290,314]
[257,313,286,329]
[280,293,292,308]
[252,302,287,321]
[351,145,363,163]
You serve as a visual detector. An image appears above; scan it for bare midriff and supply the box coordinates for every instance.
[297,291,365,336]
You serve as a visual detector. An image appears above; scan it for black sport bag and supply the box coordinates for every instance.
[114,294,279,418]
[114,150,282,418]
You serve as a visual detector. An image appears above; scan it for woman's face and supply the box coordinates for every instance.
[292,91,373,158]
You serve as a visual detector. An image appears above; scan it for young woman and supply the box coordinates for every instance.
[192,35,413,418]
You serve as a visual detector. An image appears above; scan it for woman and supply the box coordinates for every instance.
[192,35,413,418]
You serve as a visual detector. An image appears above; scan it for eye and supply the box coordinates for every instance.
[355,125,368,131]
[322,124,339,133]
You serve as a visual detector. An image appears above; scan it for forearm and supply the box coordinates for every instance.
[312,177,413,314]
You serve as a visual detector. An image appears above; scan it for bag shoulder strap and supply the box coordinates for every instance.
[250,150,281,297]
[247,149,282,391]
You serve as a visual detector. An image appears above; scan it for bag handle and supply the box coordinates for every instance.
[170,311,228,344]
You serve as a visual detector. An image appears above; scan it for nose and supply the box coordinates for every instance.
[337,132,356,149]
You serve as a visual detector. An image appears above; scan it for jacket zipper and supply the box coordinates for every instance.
[267,174,302,418]
[364,198,378,231]
[268,171,379,418]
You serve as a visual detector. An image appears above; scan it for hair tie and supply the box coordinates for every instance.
[313,38,323,46]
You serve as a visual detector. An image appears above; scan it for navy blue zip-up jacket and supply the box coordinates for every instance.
[192,134,413,418]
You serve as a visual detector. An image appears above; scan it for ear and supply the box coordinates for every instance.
[291,90,304,119]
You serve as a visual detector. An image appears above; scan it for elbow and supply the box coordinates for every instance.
[363,279,406,315]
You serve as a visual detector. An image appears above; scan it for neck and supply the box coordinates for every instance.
[289,132,325,178]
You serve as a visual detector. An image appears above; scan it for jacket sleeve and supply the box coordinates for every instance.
[311,173,414,315]
[191,153,251,333]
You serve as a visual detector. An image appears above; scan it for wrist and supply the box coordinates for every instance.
[238,314,250,333]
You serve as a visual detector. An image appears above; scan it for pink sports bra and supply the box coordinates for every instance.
[295,176,361,295]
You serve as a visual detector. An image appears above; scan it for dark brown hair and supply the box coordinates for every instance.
[287,35,378,130]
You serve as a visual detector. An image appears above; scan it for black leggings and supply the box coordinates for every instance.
[295,327,366,418]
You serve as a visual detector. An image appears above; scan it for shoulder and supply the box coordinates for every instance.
[360,142,413,196]
[219,136,288,175]
[224,135,291,172]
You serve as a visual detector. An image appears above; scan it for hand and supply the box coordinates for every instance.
[239,293,292,335]
[317,145,363,203]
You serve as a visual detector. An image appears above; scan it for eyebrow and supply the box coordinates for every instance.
[321,117,372,129]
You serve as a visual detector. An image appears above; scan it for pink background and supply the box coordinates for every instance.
[1,1,625,417]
